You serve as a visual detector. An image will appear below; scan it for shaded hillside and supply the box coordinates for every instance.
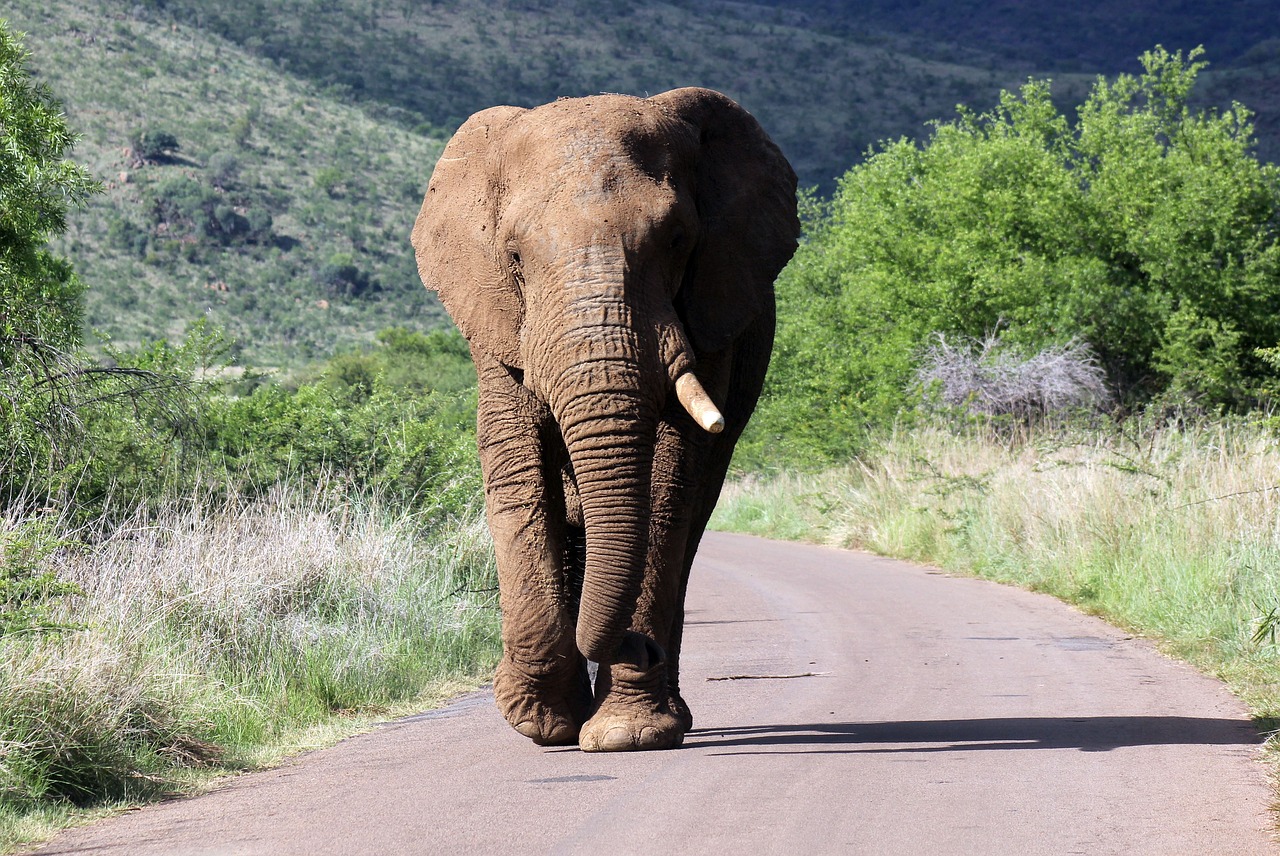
[127,0,1077,191]
[749,0,1280,71]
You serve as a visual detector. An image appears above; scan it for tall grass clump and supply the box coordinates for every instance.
[0,488,499,849]
[713,417,1280,722]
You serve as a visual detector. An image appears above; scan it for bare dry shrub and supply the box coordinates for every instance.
[916,333,1111,425]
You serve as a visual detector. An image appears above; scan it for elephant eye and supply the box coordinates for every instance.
[509,250,522,268]
[669,229,685,251]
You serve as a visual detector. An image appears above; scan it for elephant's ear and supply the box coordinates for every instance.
[652,88,799,354]
[411,106,526,368]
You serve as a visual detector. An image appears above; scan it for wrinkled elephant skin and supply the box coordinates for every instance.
[411,88,799,751]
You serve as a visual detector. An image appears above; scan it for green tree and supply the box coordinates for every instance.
[129,128,180,163]
[747,47,1280,467]
[0,21,100,359]
[0,22,101,498]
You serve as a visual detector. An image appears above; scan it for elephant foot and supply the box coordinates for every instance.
[669,689,694,732]
[494,654,592,746]
[579,632,686,752]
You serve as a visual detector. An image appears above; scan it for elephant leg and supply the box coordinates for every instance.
[578,629,684,751]
[576,411,706,751]
[475,354,591,746]
[576,417,712,751]
[578,350,735,751]
[666,333,769,720]
[630,412,713,731]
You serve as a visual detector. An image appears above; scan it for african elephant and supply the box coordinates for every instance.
[411,87,798,751]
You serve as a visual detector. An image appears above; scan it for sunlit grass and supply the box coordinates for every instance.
[0,488,499,851]
[714,418,1280,721]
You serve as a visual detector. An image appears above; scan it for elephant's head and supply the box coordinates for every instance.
[412,88,798,665]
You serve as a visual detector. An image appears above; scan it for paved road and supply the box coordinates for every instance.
[34,534,1275,855]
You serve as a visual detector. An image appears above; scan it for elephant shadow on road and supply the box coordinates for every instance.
[686,716,1263,754]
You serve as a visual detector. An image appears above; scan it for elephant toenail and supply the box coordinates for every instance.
[514,721,540,739]
[600,725,635,751]
[637,726,661,748]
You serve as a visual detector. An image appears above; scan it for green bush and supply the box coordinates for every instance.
[0,522,81,639]
[317,251,376,298]
[0,22,98,358]
[206,151,241,189]
[744,47,1280,468]
[209,328,479,518]
[146,176,274,248]
[129,128,179,163]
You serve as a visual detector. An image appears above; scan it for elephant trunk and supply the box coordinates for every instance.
[558,394,656,664]
[527,250,714,664]
[527,280,660,664]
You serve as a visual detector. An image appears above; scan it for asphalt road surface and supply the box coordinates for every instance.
[33,533,1275,855]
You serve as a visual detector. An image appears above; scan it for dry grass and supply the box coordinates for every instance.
[0,488,499,851]
[713,418,1280,721]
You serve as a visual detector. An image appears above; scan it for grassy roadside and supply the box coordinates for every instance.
[712,419,1280,728]
[0,489,500,852]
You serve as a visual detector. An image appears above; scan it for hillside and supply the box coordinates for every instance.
[6,0,1280,367]
[120,0,1064,190]
[748,0,1280,71]
[133,0,1280,175]
[6,0,450,366]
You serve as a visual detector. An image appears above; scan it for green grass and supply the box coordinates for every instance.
[713,418,1280,724]
[0,488,500,852]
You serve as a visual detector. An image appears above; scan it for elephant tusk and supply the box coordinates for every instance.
[675,373,725,434]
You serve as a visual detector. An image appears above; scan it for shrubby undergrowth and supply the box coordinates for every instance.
[4,322,479,523]
[0,326,488,847]
[0,321,488,844]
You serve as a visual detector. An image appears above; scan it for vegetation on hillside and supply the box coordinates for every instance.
[108,0,1049,190]
[742,48,1280,468]
[5,0,451,367]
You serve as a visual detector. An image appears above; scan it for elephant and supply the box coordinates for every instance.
[411,87,798,751]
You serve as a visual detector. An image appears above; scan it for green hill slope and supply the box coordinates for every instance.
[107,0,1089,190]
[7,0,1278,368]
[7,0,449,366]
